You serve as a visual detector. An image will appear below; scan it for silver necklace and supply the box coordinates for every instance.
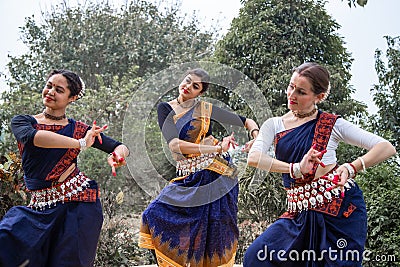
[176,98,198,109]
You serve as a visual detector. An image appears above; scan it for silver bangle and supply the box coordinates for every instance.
[292,162,303,179]
[78,138,87,151]
[358,157,366,172]
[343,163,356,178]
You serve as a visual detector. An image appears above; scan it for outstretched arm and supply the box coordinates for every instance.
[33,121,107,150]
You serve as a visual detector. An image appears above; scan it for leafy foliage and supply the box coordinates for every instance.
[235,165,286,263]
[0,152,28,219]
[5,0,215,90]
[95,191,155,266]
[238,166,286,223]
[237,218,270,262]
[345,0,368,8]
[214,0,367,117]
[371,36,400,150]
[357,159,400,266]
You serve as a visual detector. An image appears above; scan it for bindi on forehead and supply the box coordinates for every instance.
[292,77,312,92]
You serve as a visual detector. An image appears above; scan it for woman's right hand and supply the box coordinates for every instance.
[84,121,108,148]
[220,132,238,152]
[299,145,326,175]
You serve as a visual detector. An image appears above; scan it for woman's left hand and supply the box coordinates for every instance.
[85,121,108,147]
[321,164,350,198]
[242,139,255,153]
[108,151,127,176]
[220,132,238,152]
[331,165,350,186]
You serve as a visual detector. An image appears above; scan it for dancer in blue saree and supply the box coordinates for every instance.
[0,69,129,267]
[139,68,260,266]
[245,62,396,266]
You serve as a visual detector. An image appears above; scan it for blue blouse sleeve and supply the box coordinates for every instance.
[210,105,246,126]
[11,115,38,146]
[91,131,123,154]
[157,102,178,144]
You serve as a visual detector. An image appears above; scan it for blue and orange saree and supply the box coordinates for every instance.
[139,101,239,267]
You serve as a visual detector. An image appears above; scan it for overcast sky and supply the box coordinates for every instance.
[1,0,399,114]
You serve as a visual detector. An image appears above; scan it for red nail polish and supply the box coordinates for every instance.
[112,171,116,177]
[119,157,124,162]
[333,175,339,182]
[341,191,345,198]
[321,149,327,154]
[104,125,108,129]
[112,152,117,156]
[319,162,326,167]
[94,120,96,124]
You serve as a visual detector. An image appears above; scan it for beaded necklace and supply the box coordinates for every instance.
[43,110,66,120]
[292,107,317,118]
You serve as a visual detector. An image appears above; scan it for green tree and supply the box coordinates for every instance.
[345,0,368,7]
[354,35,400,266]
[4,1,215,91]
[357,159,400,267]
[371,36,400,150]
[214,0,366,117]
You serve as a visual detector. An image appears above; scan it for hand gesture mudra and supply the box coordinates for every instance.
[299,144,326,175]
[83,121,108,147]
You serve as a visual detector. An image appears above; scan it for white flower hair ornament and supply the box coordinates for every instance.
[320,83,330,102]
[78,77,85,99]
